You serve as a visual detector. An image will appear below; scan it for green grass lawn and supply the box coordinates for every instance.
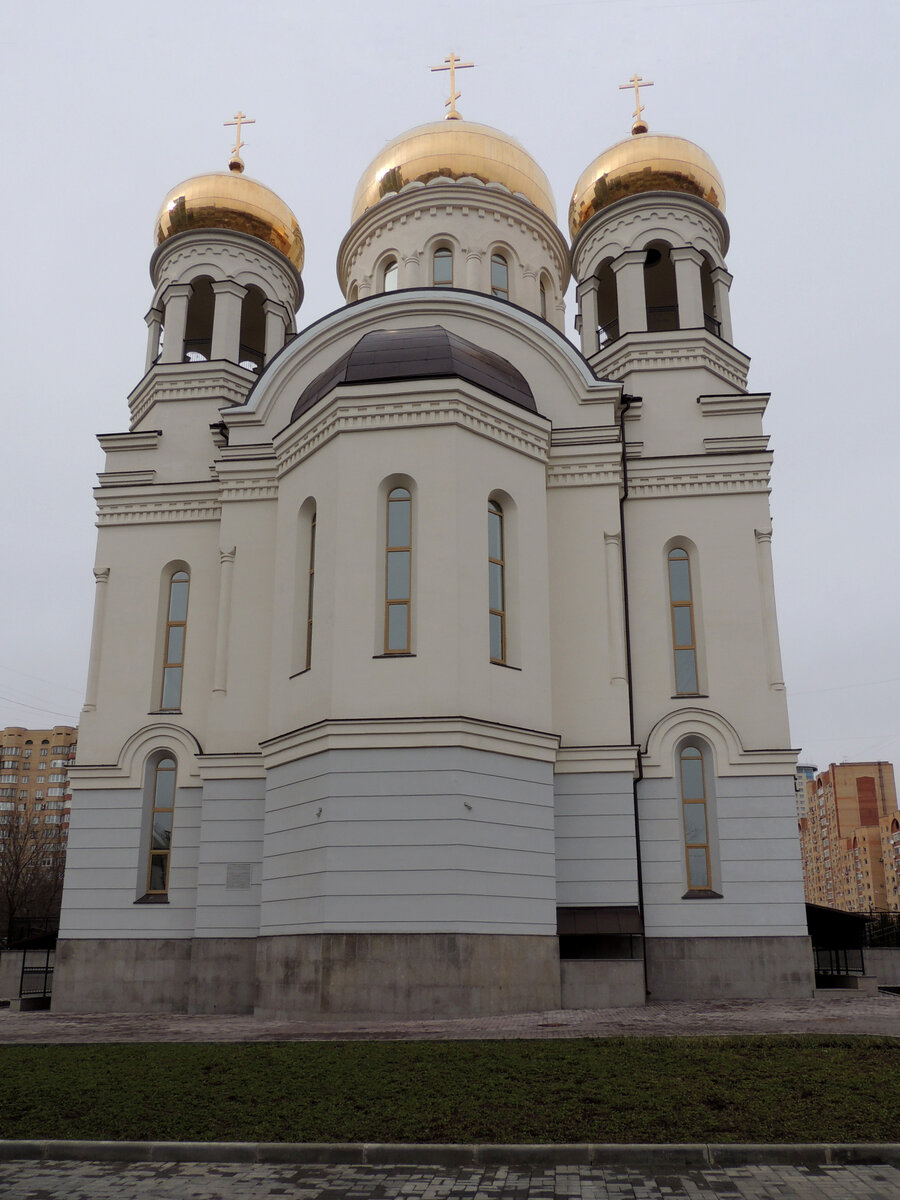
[0,1036,896,1144]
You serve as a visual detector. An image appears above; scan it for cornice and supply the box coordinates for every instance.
[94,481,222,526]
[261,716,561,768]
[97,430,161,453]
[151,228,303,309]
[555,745,640,776]
[625,454,771,497]
[274,379,551,474]
[96,470,157,486]
[590,330,750,391]
[128,361,256,427]
[571,190,730,269]
[547,441,623,489]
[698,392,770,418]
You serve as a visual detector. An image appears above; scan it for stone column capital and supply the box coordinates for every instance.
[211,279,248,300]
[611,249,647,273]
[669,246,705,266]
[160,282,194,304]
[710,266,733,289]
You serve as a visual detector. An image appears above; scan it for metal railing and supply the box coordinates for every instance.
[814,947,865,976]
[20,948,54,997]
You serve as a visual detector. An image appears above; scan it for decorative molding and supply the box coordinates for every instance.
[641,706,798,778]
[546,459,622,489]
[97,430,161,453]
[550,426,620,447]
[625,457,771,497]
[275,382,550,474]
[702,436,770,454]
[261,716,561,768]
[97,470,157,487]
[555,745,639,776]
[698,392,770,418]
[592,331,750,391]
[151,229,302,310]
[128,362,256,426]
[95,483,222,526]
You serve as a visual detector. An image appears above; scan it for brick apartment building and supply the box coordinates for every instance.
[0,726,77,870]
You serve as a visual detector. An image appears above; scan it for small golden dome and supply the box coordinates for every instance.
[155,167,304,270]
[568,132,724,239]
[351,120,556,225]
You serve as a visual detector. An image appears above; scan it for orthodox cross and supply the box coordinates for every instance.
[619,74,653,133]
[431,52,475,120]
[224,110,256,159]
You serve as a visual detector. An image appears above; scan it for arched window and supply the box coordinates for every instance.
[539,280,548,320]
[160,570,190,711]
[383,259,398,292]
[433,247,453,287]
[491,253,509,299]
[305,508,317,671]
[668,548,698,695]
[385,487,412,653]
[643,242,678,331]
[147,756,176,895]
[238,284,266,371]
[680,745,711,891]
[183,276,214,361]
[488,500,506,664]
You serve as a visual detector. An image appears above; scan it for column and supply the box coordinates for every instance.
[263,300,288,362]
[755,527,786,690]
[710,266,734,343]
[576,278,600,356]
[83,568,110,710]
[210,280,248,362]
[159,283,193,364]
[212,547,237,694]
[144,307,163,373]
[611,250,648,334]
[465,251,483,291]
[521,266,540,314]
[603,533,628,684]
[357,273,373,299]
[402,253,421,287]
[670,246,705,330]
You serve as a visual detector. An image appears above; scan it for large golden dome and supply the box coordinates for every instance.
[568,132,724,239]
[155,166,304,270]
[351,120,556,224]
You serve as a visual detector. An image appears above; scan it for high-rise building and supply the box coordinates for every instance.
[54,79,813,1015]
[0,727,77,863]
[798,762,899,912]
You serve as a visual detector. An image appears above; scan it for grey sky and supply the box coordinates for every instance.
[2,0,898,775]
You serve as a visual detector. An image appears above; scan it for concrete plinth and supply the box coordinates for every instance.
[645,935,815,1001]
[560,959,645,1008]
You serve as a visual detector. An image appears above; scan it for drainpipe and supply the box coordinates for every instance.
[619,392,649,998]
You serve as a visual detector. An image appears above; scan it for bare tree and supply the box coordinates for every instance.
[0,813,66,944]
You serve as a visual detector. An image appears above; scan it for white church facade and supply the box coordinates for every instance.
[54,83,815,1015]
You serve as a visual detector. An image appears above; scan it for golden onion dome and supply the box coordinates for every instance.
[351,120,556,224]
[568,132,724,240]
[155,164,304,271]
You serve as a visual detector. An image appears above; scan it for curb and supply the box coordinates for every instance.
[0,1141,898,1167]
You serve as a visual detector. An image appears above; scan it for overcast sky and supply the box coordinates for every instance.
[2,0,898,776]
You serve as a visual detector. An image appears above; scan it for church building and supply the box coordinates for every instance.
[54,69,814,1015]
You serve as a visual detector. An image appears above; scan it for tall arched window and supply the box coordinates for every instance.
[383,259,398,292]
[160,570,190,710]
[539,280,548,320]
[491,253,509,299]
[305,508,317,671]
[433,247,453,287]
[147,755,176,895]
[385,487,412,653]
[488,500,506,664]
[680,745,711,891]
[668,548,698,695]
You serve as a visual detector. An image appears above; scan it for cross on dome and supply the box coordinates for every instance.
[430,52,475,120]
[224,110,256,173]
[619,74,654,134]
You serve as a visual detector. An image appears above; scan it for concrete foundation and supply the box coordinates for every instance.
[254,932,561,1018]
[645,935,815,1000]
[0,950,23,1001]
[560,959,645,1008]
[863,946,900,987]
[53,938,193,1013]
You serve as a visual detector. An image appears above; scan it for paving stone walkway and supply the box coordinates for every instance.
[2,1160,899,1199]
[1,993,898,1044]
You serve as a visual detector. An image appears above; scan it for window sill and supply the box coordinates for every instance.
[148,710,182,716]
[681,889,723,900]
[134,894,169,904]
[671,694,708,700]
[491,661,522,671]
[372,653,416,659]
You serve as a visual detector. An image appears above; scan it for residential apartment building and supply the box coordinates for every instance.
[798,762,899,913]
[0,727,77,866]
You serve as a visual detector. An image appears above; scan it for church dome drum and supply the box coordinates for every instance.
[351,120,557,223]
[155,168,305,270]
[568,132,724,239]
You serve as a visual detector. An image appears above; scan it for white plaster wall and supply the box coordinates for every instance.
[638,773,808,938]
[259,747,557,935]
[192,777,265,937]
[554,771,638,906]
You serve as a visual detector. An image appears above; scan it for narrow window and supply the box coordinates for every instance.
[539,280,548,320]
[491,253,509,299]
[433,247,453,287]
[160,570,190,710]
[668,548,698,695]
[305,509,316,670]
[385,487,411,653]
[147,756,176,895]
[680,746,711,891]
[383,259,398,292]
[488,500,506,663]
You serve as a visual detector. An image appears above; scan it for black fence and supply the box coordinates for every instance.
[19,948,54,997]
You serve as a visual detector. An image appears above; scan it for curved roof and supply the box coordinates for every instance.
[291,325,536,423]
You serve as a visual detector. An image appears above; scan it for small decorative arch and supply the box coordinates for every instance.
[116,722,203,788]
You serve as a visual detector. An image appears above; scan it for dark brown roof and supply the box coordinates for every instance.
[291,325,537,423]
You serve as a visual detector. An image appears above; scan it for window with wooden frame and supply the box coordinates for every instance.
[679,746,711,892]
[667,547,698,695]
[433,247,453,287]
[488,500,506,663]
[491,253,509,299]
[160,570,190,710]
[384,487,412,653]
[305,509,316,670]
[147,755,176,895]
[383,259,398,292]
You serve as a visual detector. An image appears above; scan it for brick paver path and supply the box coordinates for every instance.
[1,1160,899,1199]
[1,993,897,1043]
